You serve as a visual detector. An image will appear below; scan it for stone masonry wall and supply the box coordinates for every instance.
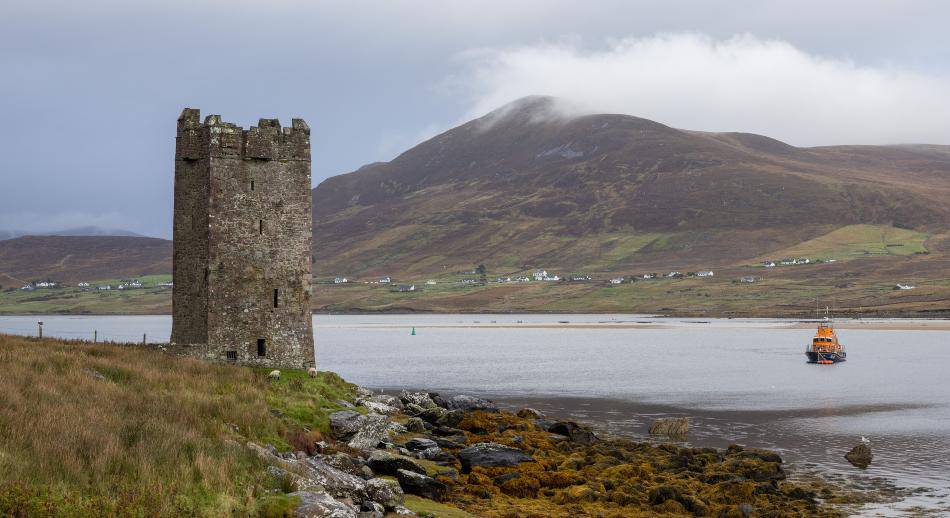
[171,108,314,369]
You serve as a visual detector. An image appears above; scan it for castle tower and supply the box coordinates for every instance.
[171,108,314,369]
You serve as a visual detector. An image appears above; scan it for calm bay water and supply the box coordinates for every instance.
[2,313,948,515]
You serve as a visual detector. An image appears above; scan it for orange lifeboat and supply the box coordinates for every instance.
[805,312,846,364]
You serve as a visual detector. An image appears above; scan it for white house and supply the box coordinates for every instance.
[379,276,392,284]
[533,270,548,281]
[762,261,775,268]
[157,281,173,287]
[667,271,682,278]
[97,285,112,291]
[696,271,714,278]
[609,277,624,284]
[642,273,655,279]
[495,277,511,283]
[426,280,437,285]
[740,276,757,283]
[20,285,34,291]
[543,274,561,281]
[77,282,90,287]
[394,284,416,292]
[333,277,348,284]
[896,283,916,290]
[516,276,531,282]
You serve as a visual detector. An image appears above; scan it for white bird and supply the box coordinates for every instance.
[861,436,871,445]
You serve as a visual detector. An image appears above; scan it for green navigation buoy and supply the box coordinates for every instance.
[411,327,416,335]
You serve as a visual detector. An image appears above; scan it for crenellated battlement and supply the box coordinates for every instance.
[175,108,310,162]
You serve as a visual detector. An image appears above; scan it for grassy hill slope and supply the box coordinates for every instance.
[0,236,171,286]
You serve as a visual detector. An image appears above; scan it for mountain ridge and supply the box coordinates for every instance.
[311,96,950,278]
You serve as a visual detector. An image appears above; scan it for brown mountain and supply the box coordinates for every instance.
[312,96,950,277]
[0,236,171,286]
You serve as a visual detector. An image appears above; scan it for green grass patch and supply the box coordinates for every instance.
[763,224,928,262]
[402,495,478,518]
[0,334,360,517]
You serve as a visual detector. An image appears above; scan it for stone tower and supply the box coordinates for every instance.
[171,108,314,369]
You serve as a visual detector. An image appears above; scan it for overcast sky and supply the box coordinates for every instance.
[3,1,949,238]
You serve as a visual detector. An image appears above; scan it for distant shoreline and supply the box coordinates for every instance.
[1,312,949,331]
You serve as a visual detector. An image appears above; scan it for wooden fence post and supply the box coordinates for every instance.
[93,330,97,343]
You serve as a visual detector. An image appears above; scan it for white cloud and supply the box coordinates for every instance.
[453,33,950,146]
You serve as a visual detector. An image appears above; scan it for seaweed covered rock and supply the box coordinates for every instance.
[845,443,873,468]
[458,442,535,473]
[649,417,690,437]
[516,407,544,419]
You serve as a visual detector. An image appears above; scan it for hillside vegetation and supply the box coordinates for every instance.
[312,96,950,279]
[0,334,355,516]
[0,236,171,286]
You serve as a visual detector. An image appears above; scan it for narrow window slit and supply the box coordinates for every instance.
[273,288,279,308]
[257,339,266,357]
[259,219,263,235]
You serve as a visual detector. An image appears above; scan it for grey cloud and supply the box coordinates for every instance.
[2,1,948,237]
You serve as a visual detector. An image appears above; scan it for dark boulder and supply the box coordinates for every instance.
[430,393,450,409]
[417,407,447,424]
[432,436,467,449]
[458,442,535,473]
[404,437,438,451]
[431,426,465,437]
[435,409,465,428]
[845,443,873,468]
[447,394,499,412]
[329,410,363,438]
[547,421,597,444]
[365,450,426,477]
[404,417,426,433]
[395,469,447,501]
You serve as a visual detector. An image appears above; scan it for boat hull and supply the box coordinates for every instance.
[805,350,846,363]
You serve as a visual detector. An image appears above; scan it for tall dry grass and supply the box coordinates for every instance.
[0,334,338,516]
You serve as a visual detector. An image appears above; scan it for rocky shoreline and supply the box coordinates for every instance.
[248,386,849,517]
